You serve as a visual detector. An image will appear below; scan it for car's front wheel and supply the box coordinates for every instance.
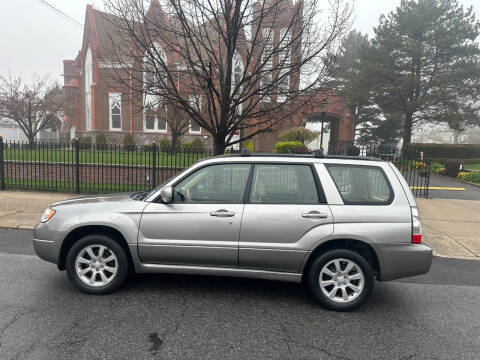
[65,234,129,294]
[307,249,374,311]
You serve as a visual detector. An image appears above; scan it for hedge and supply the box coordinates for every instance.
[458,172,480,184]
[274,141,304,153]
[408,143,480,159]
[431,158,480,165]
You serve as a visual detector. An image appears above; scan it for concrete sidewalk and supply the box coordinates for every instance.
[0,190,478,260]
[0,191,77,229]
[417,198,480,260]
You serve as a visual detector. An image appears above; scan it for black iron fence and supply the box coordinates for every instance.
[0,138,430,197]
[0,137,215,194]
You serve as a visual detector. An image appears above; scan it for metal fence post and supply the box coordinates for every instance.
[74,138,80,194]
[0,136,5,190]
[152,142,157,188]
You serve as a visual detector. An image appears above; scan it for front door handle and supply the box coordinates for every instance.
[302,211,328,219]
[210,209,235,217]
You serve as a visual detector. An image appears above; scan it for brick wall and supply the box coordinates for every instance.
[4,161,183,189]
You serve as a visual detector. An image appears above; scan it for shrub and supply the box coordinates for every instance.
[279,127,319,144]
[123,134,135,151]
[436,167,446,175]
[291,144,310,154]
[408,143,480,159]
[182,142,193,152]
[95,133,107,150]
[77,136,92,150]
[430,161,444,173]
[191,138,205,152]
[159,139,170,152]
[458,171,480,184]
[274,141,304,153]
[243,140,254,153]
[444,159,460,177]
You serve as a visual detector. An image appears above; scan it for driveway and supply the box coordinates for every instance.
[1,229,480,360]
[427,173,480,200]
[417,198,480,259]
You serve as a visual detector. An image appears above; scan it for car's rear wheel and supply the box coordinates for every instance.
[307,249,374,311]
[66,234,129,294]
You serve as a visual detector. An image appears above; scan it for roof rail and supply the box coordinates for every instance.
[312,149,324,158]
[240,148,251,156]
[213,152,381,162]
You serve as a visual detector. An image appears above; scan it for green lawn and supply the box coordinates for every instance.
[3,148,209,167]
[464,163,480,171]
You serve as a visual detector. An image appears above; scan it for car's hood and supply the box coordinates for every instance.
[51,193,136,208]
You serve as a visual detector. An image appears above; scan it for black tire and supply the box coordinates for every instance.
[65,234,129,295]
[307,249,374,311]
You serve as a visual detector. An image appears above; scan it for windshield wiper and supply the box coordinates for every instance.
[130,191,147,201]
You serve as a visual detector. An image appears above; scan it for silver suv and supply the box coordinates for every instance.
[33,153,432,311]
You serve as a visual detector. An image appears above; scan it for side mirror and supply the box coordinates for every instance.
[160,186,173,203]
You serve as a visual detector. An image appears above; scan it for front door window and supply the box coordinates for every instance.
[173,164,251,203]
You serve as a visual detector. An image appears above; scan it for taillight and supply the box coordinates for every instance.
[412,234,422,244]
[411,206,422,244]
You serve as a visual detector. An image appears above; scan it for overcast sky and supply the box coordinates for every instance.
[0,0,478,83]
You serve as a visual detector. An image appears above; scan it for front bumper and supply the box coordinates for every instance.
[373,243,432,281]
[33,222,61,265]
[32,238,57,263]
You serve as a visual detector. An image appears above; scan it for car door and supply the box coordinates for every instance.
[239,163,333,273]
[138,163,251,267]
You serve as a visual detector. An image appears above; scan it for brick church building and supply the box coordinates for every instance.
[62,1,354,152]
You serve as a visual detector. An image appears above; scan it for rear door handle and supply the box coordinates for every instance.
[210,209,235,217]
[302,211,328,219]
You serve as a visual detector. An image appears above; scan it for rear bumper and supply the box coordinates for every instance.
[373,243,432,281]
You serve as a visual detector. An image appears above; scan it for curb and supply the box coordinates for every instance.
[0,225,34,231]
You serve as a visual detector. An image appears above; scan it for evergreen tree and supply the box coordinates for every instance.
[326,30,380,135]
[364,0,480,148]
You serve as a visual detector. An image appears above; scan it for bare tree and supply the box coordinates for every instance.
[0,74,64,145]
[102,0,352,154]
[152,102,191,152]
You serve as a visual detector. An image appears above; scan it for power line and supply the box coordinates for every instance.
[36,0,84,30]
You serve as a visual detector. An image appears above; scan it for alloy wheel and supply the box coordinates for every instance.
[319,258,365,303]
[75,244,118,287]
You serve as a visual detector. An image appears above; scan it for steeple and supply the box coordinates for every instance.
[146,0,168,25]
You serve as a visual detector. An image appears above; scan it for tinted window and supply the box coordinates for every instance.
[326,164,392,204]
[173,164,251,203]
[250,164,319,204]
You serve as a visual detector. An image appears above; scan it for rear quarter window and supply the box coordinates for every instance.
[326,164,393,205]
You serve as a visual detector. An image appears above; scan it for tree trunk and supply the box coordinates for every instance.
[402,112,413,150]
[170,133,179,154]
[28,134,36,149]
[213,136,226,156]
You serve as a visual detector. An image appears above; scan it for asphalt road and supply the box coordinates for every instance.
[427,173,480,200]
[1,229,480,360]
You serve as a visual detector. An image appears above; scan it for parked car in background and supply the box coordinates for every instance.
[33,152,432,311]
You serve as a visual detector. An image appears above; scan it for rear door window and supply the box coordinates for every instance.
[249,164,320,204]
[326,164,393,205]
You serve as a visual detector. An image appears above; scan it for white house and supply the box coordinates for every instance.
[0,117,60,143]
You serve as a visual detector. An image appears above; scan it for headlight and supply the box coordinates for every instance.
[40,208,56,223]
